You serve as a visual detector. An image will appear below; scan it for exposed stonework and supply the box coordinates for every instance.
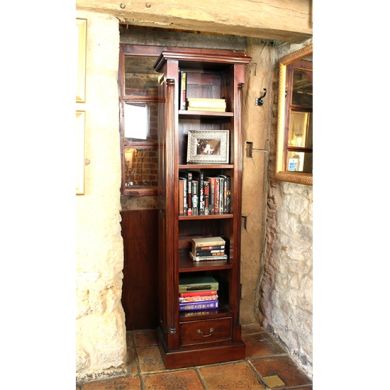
[260,40,313,377]
[261,181,312,376]
[76,10,127,381]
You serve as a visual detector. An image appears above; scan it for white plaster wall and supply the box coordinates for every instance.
[76,10,126,381]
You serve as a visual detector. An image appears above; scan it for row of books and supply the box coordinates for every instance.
[190,236,227,262]
[179,275,219,312]
[179,172,231,216]
[179,71,226,112]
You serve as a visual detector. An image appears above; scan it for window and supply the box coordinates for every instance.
[275,44,312,185]
[119,45,163,196]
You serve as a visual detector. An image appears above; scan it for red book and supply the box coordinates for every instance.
[179,290,218,298]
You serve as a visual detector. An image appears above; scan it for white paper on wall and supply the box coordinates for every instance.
[124,103,149,140]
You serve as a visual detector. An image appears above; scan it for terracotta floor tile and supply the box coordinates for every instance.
[243,332,286,358]
[126,331,134,348]
[136,346,165,373]
[126,345,139,376]
[250,356,311,388]
[82,376,141,390]
[262,374,285,388]
[132,329,158,347]
[241,323,265,335]
[143,369,204,390]
[199,361,265,389]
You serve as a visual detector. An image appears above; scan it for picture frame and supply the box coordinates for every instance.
[76,18,87,103]
[186,130,229,164]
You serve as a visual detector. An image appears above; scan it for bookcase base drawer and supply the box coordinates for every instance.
[180,317,232,347]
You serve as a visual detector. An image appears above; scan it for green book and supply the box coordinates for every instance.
[179,275,219,293]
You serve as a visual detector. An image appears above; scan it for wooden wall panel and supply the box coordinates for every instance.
[121,209,159,330]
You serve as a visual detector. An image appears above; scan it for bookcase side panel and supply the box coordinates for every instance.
[229,64,246,337]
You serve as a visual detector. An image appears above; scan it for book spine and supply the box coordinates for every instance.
[195,249,225,256]
[179,294,218,303]
[225,176,231,213]
[219,177,224,213]
[214,178,219,214]
[208,177,215,214]
[199,171,204,215]
[180,72,187,110]
[179,300,219,311]
[179,179,184,215]
[204,181,209,215]
[192,180,198,215]
[187,172,192,215]
[191,255,228,262]
[194,245,225,251]
[180,290,218,298]
[183,177,187,214]
[179,283,219,293]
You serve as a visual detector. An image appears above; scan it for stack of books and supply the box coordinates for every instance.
[179,171,231,216]
[190,236,227,262]
[179,275,219,312]
[187,98,226,112]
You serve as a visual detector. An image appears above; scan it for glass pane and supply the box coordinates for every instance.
[292,68,312,107]
[287,151,312,173]
[288,110,312,148]
[124,56,162,97]
[124,102,158,142]
[123,146,158,188]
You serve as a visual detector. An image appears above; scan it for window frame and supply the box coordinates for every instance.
[275,44,313,185]
[119,44,165,197]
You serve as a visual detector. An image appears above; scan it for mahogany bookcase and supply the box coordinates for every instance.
[154,49,251,368]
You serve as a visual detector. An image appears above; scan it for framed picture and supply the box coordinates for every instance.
[76,18,87,103]
[187,130,229,164]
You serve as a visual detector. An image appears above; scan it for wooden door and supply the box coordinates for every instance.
[121,209,158,330]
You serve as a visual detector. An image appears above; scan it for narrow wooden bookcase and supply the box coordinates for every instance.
[154,49,251,368]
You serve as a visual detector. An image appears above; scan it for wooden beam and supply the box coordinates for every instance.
[76,0,312,42]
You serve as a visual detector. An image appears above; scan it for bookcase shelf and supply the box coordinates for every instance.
[178,214,233,221]
[155,48,250,369]
[179,110,234,117]
[179,256,232,273]
[179,304,232,322]
[179,164,234,170]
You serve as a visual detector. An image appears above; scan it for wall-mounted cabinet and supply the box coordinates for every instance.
[154,49,250,368]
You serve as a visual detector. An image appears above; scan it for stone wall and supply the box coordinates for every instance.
[260,40,313,377]
[76,10,127,382]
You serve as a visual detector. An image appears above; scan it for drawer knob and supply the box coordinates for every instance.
[197,327,214,337]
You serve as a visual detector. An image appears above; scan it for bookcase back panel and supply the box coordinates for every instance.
[178,118,234,164]
[182,67,234,111]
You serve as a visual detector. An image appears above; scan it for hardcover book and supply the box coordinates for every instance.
[190,252,228,262]
[179,294,218,303]
[179,290,218,298]
[179,275,219,293]
[180,72,187,110]
[192,236,225,246]
[179,300,219,311]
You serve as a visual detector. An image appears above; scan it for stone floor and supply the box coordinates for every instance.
[77,326,312,390]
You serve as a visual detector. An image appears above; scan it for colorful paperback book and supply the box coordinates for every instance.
[179,294,218,303]
[180,290,218,298]
[179,300,219,311]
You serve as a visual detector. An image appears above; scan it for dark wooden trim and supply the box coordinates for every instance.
[155,50,251,71]
[122,187,158,197]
